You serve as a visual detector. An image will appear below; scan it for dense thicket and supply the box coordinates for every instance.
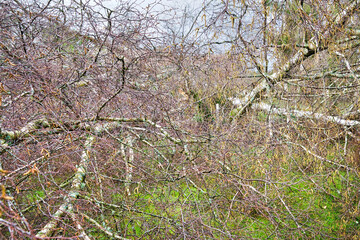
[1,0,360,239]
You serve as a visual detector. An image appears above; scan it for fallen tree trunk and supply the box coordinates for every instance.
[36,135,95,238]
[233,0,360,116]
[252,102,360,127]
[0,116,201,238]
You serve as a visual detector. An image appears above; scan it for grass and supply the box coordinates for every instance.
[92,160,359,239]
[14,115,360,239]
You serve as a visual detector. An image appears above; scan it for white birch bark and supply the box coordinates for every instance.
[233,0,360,116]
[36,135,95,238]
[251,102,360,127]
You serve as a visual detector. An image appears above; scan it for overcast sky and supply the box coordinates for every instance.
[98,0,203,12]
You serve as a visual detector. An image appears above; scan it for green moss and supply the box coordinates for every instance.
[257,111,268,122]
[25,190,45,202]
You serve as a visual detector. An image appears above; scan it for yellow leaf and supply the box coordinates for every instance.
[134,186,139,194]
[202,14,207,26]
[66,133,73,143]
[41,148,50,158]
[5,58,16,66]
[23,164,39,176]
[0,83,5,92]
[27,148,33,157]
[23,169,32,176]
[195,28,199,38]
[0,185,14,201]
[0,169,10,176]
[2,195,13,200]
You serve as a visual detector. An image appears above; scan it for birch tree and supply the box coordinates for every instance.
[1,0,360,239]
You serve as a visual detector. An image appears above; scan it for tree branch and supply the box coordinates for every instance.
[232,0,360,117]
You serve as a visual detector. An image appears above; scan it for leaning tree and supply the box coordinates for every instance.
[1,0,360,239]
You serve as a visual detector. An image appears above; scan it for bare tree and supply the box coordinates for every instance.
[1,0,360,239]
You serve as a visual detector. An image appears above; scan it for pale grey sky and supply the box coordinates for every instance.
[97,0,203,12]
